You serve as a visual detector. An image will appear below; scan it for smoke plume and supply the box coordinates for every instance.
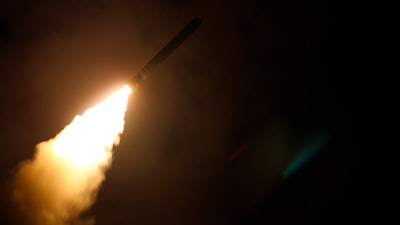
[11,86,132,225]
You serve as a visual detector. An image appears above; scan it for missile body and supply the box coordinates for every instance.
[129,18,201,86]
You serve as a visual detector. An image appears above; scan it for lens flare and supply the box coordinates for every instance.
[12,85,132,225]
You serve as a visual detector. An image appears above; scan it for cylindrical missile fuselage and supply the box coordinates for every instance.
[130,18,201,86]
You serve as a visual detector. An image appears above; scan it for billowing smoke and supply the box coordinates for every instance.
[11,86,132,225]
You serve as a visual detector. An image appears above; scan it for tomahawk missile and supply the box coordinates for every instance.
[129,18,202,86]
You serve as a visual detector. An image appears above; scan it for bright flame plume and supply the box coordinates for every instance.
[12,85,132,225]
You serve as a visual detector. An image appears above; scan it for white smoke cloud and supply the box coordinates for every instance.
[11,86,131,225]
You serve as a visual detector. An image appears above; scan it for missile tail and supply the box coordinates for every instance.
[130,18,201,86]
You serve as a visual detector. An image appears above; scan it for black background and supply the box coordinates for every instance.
[1,0,368,224]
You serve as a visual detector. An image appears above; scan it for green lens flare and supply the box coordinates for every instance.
[283,133,329,178]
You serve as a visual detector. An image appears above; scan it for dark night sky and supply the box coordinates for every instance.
[1,0,368,224]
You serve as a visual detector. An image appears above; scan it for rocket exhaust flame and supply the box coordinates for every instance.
[11,18,200,225]
[12,85,132,225]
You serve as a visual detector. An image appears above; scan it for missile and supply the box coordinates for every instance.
[129,18,202,86]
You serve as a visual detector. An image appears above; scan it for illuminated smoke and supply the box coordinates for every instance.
[12,85,132,225]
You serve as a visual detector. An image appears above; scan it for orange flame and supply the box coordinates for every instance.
[12,85,132,225]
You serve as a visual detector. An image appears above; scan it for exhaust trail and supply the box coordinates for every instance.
[10,17,200,225]
[12,86,132,225]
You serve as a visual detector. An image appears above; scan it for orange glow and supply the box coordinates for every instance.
[53,85,131,168]
[12,85,132,225]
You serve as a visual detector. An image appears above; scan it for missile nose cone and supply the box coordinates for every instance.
[190,18,202,29]
[129,18,202,86]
